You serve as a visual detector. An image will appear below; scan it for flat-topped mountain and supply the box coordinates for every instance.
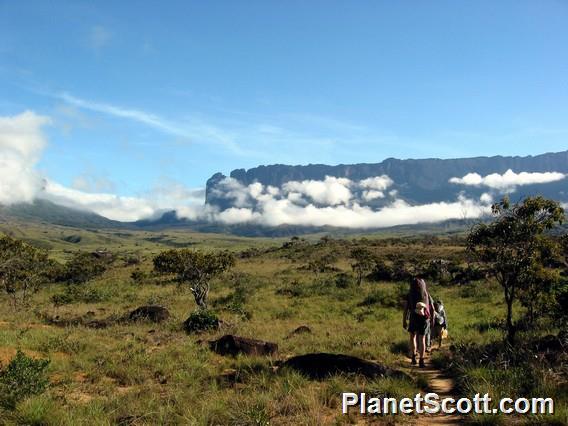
[206,151,568,211]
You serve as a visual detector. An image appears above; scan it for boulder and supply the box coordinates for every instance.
[209,335,278,356]
[128,306,170,323]
[281,353,409,380]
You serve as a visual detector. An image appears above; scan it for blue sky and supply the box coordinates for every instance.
[1,0,567,197]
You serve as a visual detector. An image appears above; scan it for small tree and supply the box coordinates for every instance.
[306,252,337,277]
[350,247,375,285]
[0,236,50,307]
[467,196,564,343]
[153,249,235,309]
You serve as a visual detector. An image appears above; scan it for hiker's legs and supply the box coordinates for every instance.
[409,332,417,356]
[417,334,426,360]
[425,322,431,352]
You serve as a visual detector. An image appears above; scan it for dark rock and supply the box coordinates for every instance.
[281,353,409,380]
[128,306,170,323]
[209,335,278,357]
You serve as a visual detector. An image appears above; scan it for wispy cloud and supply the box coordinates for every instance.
[88,25,112,51]
[56,92,248,155]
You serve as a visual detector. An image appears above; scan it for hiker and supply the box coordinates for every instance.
[431,300,448,349]
[403,277,433,368]
[425,292,435,353]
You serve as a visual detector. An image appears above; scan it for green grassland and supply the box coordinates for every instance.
[0,225,566,425]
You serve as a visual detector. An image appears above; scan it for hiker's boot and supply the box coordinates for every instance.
[419,358,426,368]
[411,354,417,365]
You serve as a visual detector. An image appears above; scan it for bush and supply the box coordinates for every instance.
[130,269,149,284]
[368,260,394,281]
[183,310,220,333]
[63,252,111,284]
[0,350,50,410]
[50,285,111,306]
[334,272,354,289]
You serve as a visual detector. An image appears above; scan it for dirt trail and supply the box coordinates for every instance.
[404,351,462,425]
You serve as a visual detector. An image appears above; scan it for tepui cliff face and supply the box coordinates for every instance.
[205,151,568,211]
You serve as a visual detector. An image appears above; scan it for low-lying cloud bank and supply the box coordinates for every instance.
[186,176,491,228]
[450,169,566,191]
[1,110,566,228]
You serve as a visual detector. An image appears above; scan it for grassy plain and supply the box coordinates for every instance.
[0,224,565,425]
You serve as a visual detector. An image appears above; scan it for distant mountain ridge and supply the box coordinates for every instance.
[2,151,567,237]
[206,150,568,210]
[0,199,122,229]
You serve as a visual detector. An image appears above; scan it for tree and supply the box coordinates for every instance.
[0,235,50,307]
[153,249,235,309]
[350,247,376,285]
[467,196,564,343]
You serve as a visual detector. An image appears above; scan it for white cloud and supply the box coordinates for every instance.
[283,176,352,205]
[362,190,385,201]
[41,181,157,222]
[41,179,206,222]
[480,192,493,205]
[450,169,566,191]
[359,175,393,191]
[176,174,491,228]
[202,196,489,229]
[0,111,50,205]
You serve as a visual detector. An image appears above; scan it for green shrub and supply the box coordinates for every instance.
[183,310,220,333]
[50,285,110,306]
[63,251,111,284]
[0,350,50,410]
[130,268,149,284]
[334,272,354,289]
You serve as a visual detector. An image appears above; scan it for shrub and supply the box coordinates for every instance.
[130,269,149,284]
[0,350,50,410]
[183,310,220,333]
[334,272,354,289]
[50,285,110,306]
[0,235,51,307]
[63,251,111,284]
[368,260,394,281]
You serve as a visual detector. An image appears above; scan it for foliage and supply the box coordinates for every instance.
[334,272,354,289]
[350,247,376,285]
[153,249,235,309]
[368,259,394,281]
[50,285,111,306]
[62,251,111,284]
[183,309,220,333]
[467,196,565,343]
[0,235,50,307]
[305,252,338,277]
[0,350,50,410]
[130,268,149,284]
